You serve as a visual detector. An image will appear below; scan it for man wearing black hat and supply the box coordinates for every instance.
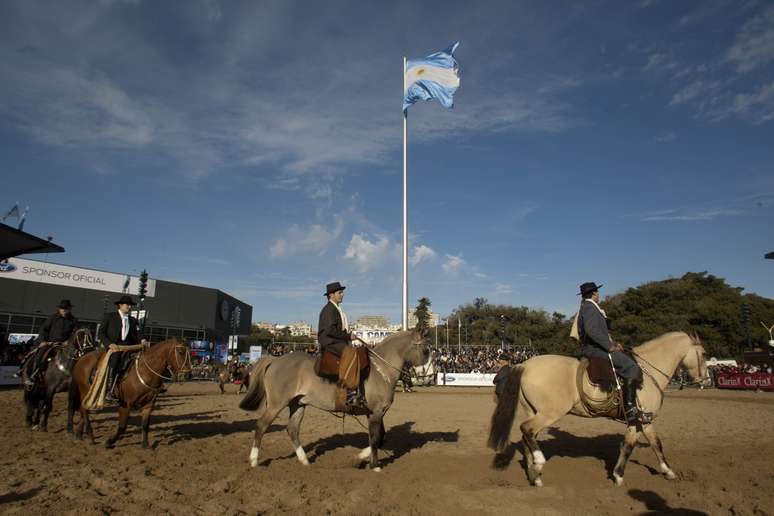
[20,299,79,386]
[99,295,143,402]
[317,282,366,409]
[576,282,651,426]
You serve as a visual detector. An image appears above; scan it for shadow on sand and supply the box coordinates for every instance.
[0,487,43,505]
[297,420,459,467]
[628,489,708,515]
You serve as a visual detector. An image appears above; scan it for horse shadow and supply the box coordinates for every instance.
[628,489,708,515]
[158,421,285,446]
[0,487,43,504]
[301,421,459,467]
[492,428,632,477]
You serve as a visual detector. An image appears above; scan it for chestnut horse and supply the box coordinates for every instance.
[69,337,191,448]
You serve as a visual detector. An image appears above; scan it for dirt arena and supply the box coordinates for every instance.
[0,383,772,516]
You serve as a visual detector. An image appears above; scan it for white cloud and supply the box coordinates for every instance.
[343,234,397,272]
[442,254,466,275]
[726,6,774,73]
[410,245,437,267]
[494,283,513,295]
[270,217,343,258]
[729,81,774,124]
[654,131,677,143]
[640,208,742,222]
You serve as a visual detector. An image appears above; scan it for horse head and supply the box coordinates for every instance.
[404,330,430,367]
[680,333,711,387]
[165,336,192,377]
[69,327,94,355]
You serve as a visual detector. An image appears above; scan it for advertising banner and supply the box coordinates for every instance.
[8,333,38,345]
[353,329,393,344]
[239,353,250,363]
[436,372,497,387]
[716,373,774,391]
[216,344,228,364]
[249,345,263,363]
[0,257,156,297]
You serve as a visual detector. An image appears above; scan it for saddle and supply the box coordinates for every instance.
[576,357,624,420]
[314,348,370,382]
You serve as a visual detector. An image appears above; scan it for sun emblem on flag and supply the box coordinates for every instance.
[416,67,425,76]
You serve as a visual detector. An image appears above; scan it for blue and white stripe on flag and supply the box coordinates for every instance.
[403,42,460,112]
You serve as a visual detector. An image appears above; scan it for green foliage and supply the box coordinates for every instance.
[414,297,432,335]
[437,272,774,359]
[602,271,774,358]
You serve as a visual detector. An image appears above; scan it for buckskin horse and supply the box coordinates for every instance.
[488,331,709,487]
[22,327,94,432]
[239,330,429,471]
[70,336,191,448]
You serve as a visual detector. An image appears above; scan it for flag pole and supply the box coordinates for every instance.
[402,56,408,331]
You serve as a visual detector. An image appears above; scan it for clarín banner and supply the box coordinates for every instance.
[716,372,773,391]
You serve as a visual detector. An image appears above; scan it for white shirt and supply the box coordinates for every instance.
[119,310,129,341]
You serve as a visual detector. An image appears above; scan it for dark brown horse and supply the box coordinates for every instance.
[22,327,93,432]
[70,337,191,448]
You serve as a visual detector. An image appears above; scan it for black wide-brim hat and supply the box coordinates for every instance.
[114,295,137,306]
[58,299,73,309]
[578,282,603,296]
[324,282,346,296]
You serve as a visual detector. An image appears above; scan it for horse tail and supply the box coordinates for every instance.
[238,357,273,411]
[488,365,524,452]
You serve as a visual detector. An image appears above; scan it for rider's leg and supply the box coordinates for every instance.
[611,351,651,424]
[104,351,122,402]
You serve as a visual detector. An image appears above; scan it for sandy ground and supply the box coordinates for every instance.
[0,382,772,515]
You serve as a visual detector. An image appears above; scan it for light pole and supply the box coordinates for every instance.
[446,318,449,351]
[457,317,461,352]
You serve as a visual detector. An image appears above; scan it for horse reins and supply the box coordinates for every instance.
[632,344,708,387]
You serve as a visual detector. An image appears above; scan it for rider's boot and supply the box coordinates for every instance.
[104,367,118,404]
[346,387,367,410]
[623,378,652,426]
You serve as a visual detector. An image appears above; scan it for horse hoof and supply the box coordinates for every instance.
[613,474,624,486]
[104,441,114,449]
[664,471,676,480]
[371,466,382,472]
[31,425,39,431]
[533,478,543,487]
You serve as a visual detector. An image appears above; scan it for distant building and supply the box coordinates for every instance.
[289,320,312,337]
[255,321,275,332]
[353,315,390,329]
[407,308,439,329]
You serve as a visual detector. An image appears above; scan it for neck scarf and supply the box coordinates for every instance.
[331,301,349,331]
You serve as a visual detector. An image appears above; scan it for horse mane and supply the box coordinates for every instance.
[633,331,693,354]
[374,330,416,352]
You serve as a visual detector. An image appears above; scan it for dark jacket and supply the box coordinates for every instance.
[317,301,351,356]
[577,300,614,352]
[99,311,140,347]
[37,313,79,343]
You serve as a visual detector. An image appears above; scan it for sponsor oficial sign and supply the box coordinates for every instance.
[0,257,156,297]
[436,372,497,387]
[716,373,774,391]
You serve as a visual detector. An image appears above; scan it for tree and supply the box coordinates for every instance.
[414,297,432,336]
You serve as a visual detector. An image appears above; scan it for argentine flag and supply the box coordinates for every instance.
[403,42,461,112]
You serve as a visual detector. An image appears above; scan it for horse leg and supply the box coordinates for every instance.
[249,404,282,468]
[641,424,676,480]
[104,405,130,448]
[612,425,640,486]
[286,399,309,466]
[39,391,53,432]
[83,409,96,445]
[519,412,557,487]
[140,400,156,449]
[366,414,385,471]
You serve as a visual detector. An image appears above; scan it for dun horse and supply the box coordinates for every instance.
[22,327,93,432]
[239,330,428,470]
[488,331,709,486]
[70,336,191,448]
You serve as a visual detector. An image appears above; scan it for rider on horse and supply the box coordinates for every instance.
[20,299,78,387]
[317,281,367,409]
[99,295,146,403]
[575,282,652,426]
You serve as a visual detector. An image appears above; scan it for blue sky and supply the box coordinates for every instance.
[1,0,773,326]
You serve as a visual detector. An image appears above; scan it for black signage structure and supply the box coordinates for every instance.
[0,222,64,261]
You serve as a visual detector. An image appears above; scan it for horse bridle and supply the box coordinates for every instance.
[367,335,427,382]
[136,342,192,391]
[633,342,709,387]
